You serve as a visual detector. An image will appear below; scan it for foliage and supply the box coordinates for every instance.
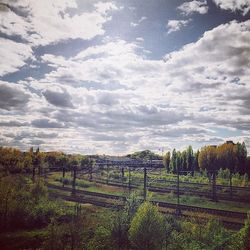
[163,151,171,172]
[127,150,161,160]
[87,225,113,250]
[129,202,165,250]
[0,176,64,231]
[167,217,231,250]
[224,211,250,250]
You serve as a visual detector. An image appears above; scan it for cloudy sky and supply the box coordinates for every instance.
[0,0,250,155]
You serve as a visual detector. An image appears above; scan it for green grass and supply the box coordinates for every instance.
[151,192,250,213]
[49,172,250,213]
[0,228,48,250]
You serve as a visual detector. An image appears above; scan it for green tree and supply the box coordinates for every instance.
[176,151,182,171]
[170,149,177,173]
[198,146,218,201]
[226,211,250,250]
[181,150,187,171]
[88,225,113,250]
[163,151,171,173]
[235,142,247,174]
[217,142,237,197]
[186,146,194,172]
[129,202,165,250]
[198,146,218,173]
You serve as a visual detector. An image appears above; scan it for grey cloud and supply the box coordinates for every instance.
[153,127,208,138]
[213,0,250,15]
[4,131,58,140]
[43,89,74,108]
[36,131,58,138]
[92,134,129,142]
[27,139,45,146]
[31,118,66,128]
[0,83,30,110]
[96,92,119,106]
[53,105,187,133]
[224,91,250,115]
[0,120,29,127]
[90,132,140,144]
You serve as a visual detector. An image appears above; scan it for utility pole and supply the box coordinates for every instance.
[144,167,147,200]
[62,166,65,187]
[176,160,181,215]
[72,165,77,195]
[212,171,217,202]
[128,167,131,194]
[106,159,109,184]
[88,156,93,181]
[121,167,124,187]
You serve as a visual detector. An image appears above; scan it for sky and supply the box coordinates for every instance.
[0,0,250,155]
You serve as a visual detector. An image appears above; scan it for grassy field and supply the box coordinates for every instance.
[48,172,250,213]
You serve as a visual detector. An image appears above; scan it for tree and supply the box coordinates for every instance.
[129,202,165,250]
[0,147,24,174]
[226,211,250,250]
[88,226,113,250]
[163,151,171,173]
[58,154,68,184]
[186,145,194,173]
[181,150,187,172]
[246,156,250,177]
[235,142,247,174]
[217,142,237,197]
[193,150,200,173]
[176,151,182,171]
[198,146,218,201]
[198,146,218,173]
[127,150,161,160]
[170,149,177,173]
[111,192,141,250]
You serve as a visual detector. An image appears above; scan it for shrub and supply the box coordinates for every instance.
[129,202,165,250]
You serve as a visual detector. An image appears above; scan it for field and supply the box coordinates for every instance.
[1,154,250,249]
[46,167,250,229]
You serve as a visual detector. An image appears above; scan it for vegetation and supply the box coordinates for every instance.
[127,150,162,160]
[129,202,165,250]
[0,142,250,249]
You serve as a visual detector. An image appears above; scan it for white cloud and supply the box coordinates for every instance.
[0,5,30,39]
[94,2,118,14]
[1,7,250,153]
[178,0,209,15]
[0,38,34,76]
[0,0,120,76]
[164,20,250,82]
[166,19,191,34]
[213,0,250,15]
[136,37,144,42]
[130,16,147,27]
[0,0,120,46]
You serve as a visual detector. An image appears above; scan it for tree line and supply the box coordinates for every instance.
[0,141,249,178]
[163,141,249,177]
[0,147,94,178]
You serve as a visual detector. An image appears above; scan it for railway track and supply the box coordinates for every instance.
[79,177,250,203]
[51,170,250,192]
[147,177,250,192]
[47,183,247,219]
[48,184,245,230]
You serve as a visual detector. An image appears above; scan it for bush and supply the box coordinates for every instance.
[129,202,165,250]
[87,226,113,250]
[0,176,66,231]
